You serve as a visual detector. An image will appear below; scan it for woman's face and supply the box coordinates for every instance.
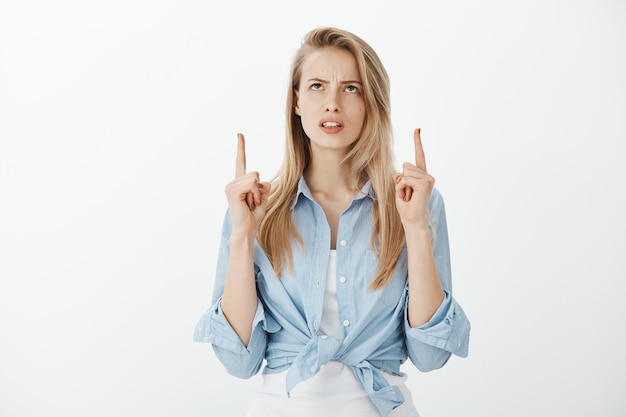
[295,47,366,155]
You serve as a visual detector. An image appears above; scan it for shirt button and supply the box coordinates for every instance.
[316,280,320,287]
[340,239,347,246]
[320,335,328,340]
[342,320,350,327]
[339,276,346,284]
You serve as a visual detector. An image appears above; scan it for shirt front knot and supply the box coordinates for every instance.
[284,335,405,417]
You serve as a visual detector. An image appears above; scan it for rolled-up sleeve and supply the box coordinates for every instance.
[193,209,278,379]
[404,189,471,371]
[404,290,470,370]
[193,297,274,379]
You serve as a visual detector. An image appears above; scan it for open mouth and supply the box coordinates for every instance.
[321,121,343,128]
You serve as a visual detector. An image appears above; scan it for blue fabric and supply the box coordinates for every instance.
[193,177,470,416]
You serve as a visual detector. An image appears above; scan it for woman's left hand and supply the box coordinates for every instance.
[394,128,435,228]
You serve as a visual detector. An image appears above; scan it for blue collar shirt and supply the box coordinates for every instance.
[194,177,470,417]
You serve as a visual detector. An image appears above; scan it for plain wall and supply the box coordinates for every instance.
[1,1,625,416]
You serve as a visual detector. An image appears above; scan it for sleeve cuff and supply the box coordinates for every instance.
[193,297,277,355]
[404,290,470,357]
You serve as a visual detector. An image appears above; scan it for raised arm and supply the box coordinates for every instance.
[220,133,271,347]
[394,128,444,327]
[395,128,470,370]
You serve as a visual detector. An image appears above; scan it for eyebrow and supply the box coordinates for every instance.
[306,78,362,85]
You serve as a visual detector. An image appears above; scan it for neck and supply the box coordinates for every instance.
[304,148,357,196]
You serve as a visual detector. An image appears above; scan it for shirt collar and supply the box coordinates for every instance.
[290,175,376,211]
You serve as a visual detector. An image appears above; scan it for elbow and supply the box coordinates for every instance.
[411,349,451,372]
[226,364,262,379]
[212,345,263,379]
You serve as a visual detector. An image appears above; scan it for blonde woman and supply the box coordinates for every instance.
[194,27,470,417]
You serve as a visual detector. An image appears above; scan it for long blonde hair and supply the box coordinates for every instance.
[258,27,404,290]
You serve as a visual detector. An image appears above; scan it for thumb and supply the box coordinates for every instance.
[259,181,272,200]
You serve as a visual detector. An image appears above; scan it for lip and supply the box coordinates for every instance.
[319,118,344,133]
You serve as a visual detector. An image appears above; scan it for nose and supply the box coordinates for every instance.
[325,88,340,112]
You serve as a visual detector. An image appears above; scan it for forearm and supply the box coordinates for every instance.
[405,225,444,328]
[220,231,258,347]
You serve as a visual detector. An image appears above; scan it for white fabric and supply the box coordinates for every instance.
[246,361,419,417]
[319,250,343,340]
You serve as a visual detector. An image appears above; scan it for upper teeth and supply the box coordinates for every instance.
[323,122,341,127]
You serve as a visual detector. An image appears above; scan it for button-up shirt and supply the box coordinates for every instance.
[193,177,470,417]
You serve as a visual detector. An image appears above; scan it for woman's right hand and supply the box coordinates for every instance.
[224,133,271,237]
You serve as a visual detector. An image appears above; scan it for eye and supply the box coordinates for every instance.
[311,83,323,91]
[345,85,359,93]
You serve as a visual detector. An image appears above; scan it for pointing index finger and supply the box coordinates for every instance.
[413,128,427,172]
[235,132,246,178]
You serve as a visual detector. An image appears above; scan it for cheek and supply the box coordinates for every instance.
[298,97,315,115]
[300,113,317,133]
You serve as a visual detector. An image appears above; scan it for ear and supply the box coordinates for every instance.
[294,91,301,115]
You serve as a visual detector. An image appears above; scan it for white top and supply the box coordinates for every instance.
[319,250,343,340]
[246,251,419,417]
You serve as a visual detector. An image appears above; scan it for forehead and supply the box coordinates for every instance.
[300,47,361,80]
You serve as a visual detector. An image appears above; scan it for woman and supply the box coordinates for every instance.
[194,27,470,417]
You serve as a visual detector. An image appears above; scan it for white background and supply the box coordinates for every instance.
[1,1,625,416]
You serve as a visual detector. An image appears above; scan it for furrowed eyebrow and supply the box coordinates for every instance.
[306,78,362,85]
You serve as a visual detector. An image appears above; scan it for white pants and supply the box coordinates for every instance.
[246,361,420,417]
